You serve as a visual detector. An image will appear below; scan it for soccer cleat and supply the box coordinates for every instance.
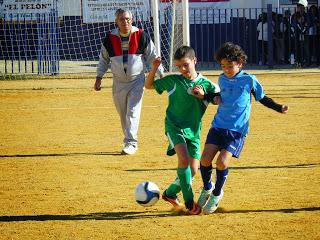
[203,190,224,214]
[122,144,138,155]
[185,200,201,215]
[162,190,182,209]
[197,187,213,208]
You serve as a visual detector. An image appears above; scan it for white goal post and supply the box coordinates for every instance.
[0,0,189,78]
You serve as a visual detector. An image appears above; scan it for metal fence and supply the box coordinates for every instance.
[191,4,320,69]
[1,4,319,76]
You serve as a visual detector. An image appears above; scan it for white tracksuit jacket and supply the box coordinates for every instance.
[96,26,163,146]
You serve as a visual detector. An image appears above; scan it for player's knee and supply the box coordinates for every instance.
[178,157,189,169]
[215,160,228,170]
[200,157,212,167]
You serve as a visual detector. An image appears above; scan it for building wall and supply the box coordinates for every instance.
[262,0,279,8]
[59,0,284,17]
[62,0,81,16]
[230,0,262,9]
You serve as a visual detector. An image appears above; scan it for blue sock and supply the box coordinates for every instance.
[213,168,229,196]
[200,163,213,190]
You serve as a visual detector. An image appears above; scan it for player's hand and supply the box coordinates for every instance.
[282,105,289,113]
[214,96,222,105]
[192,85,204,98]
[94,78,102,91]
[152,57,162,69]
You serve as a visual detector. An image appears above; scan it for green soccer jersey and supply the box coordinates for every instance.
[153,73,220,140]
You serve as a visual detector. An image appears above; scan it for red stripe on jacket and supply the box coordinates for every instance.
[107,29,144,57]
[108,34,122,56]
[128,29,143,54]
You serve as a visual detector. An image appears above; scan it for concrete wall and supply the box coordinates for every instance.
[230,0,262,9]
[262,0,279,8]
[62,0,81,16]
[60,0,283,17]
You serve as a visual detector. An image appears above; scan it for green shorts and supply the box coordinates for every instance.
[165,128,201,160]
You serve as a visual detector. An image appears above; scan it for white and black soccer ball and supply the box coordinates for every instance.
[135,181,160,207]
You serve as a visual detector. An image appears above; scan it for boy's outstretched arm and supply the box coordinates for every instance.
[145,57,162,89]
[259,95,289,113]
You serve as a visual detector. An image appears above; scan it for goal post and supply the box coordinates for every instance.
[0,0,189,79]
[156,0,190,72]
[151,0,161,60]
[182,0,190,46]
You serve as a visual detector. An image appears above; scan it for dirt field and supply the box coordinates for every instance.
[0,70,320,240]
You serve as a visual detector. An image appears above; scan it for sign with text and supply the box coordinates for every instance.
[0,0,62,20]
[82,0,150,23]
[189,0,231,24]
[159,0,231,24]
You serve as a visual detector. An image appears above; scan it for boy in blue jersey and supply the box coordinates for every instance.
[145,46,220,215]
[192,42,289,214]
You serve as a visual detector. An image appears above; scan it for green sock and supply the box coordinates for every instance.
[166,177,181,197]
[177,167,193,203]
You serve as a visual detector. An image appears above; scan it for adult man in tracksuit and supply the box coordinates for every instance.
[94,8,164,155]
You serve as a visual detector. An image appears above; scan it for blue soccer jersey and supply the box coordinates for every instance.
[212,70,265,135]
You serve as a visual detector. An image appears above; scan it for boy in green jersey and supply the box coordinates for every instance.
[145,46,220,215]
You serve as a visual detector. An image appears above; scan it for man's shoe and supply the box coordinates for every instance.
[203,190,224,214]
[197,187,213,208]
[162,190,182,209]
[122,144,137,155]
[185,200,201,215]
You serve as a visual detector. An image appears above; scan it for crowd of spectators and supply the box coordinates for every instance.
[257,2,320,67]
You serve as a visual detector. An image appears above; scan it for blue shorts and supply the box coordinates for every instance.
[205,127,246,158]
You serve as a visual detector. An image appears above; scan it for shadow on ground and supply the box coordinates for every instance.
[125,163,320,172]
[1,206,320,222]
[0,151,123,158]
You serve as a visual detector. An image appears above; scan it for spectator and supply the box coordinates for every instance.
[283,10,291,64]
[290,0,309,66]
[94,8,164,155]
[307,5,320,66]
[257,12,273,65]
[274,13,287,64]
[291,12,307,66]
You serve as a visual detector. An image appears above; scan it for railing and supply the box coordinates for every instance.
[190,4,320,69]
[1,4,319,76]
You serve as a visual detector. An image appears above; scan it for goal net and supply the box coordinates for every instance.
[0,0,189,79]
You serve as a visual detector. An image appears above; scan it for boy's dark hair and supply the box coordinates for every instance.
[174,46,196,60]
[215,42,247,66]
